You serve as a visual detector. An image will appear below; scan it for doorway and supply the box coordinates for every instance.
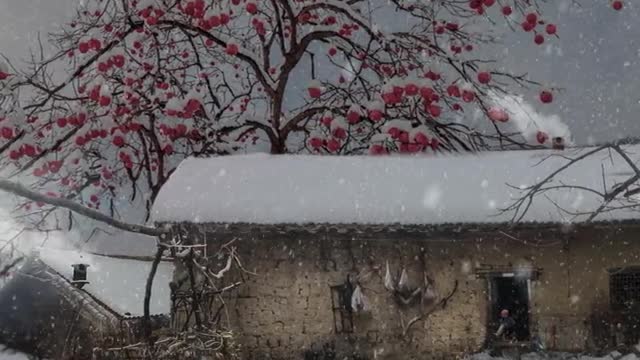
[489,275,531,341]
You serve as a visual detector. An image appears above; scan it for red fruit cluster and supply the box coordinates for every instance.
[322,16,337,26]
[536,131,549,144]
[112,135,125,147]
[20,144,38,158]
[181,0,206,18]
[381,86,402,105]
[75,126,110,147]
[184,99,202,117]
[251,17,267,36]
[226,43,239,55]
[332,125,347,140]
[162,144,174,155]
[33,160,63,177]
[612,1,623,11]
[468,0,496,15]
[338,23,359,37]
[199,12,230,30]
[445,23,459,31]
[310,122,343,153]
[308,137,324,150]
[540,90,553,104]
[308,84,322,98]
[446,83,475,106]
[326,139,341,152]
[477,71,491,84]
[546,24,557,35]
[386,126,438,154]
[97,54,126,72]
[368,108,384,122]
[425,70,441,81]
[139,5,164,25]
[320,116,333,127]
[1,126,14,140]
[88,85,112,107]
[517,10,560,45]
[368,144,388,155]
[119,151,134,169]
[488,107,509,122]
[78,38,102,54]
[246,2,258,14]
[165,98,202,119]
[158,123,201,142]
[347,106,362,124]
[55,113,87,129]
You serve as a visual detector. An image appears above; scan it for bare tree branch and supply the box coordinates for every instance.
[0,178,166,236]
[503,144,640,223]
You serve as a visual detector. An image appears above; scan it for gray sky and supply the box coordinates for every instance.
[502,0,640,145]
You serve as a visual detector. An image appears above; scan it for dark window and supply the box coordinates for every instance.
[488,276,531,341]
[71,264,88,282]
[610,269,640,312]
[330,283,353,334]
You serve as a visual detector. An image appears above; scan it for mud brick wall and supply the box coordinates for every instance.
[185,223,640,359]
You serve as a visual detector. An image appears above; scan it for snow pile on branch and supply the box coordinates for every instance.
[0,346,32,360]
[491,93,572,145]
[152,145,640,225]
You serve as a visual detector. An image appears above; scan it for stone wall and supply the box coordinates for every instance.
[190,222,640,359]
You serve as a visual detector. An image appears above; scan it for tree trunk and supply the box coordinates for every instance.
[270,137,286,154]
[144,245,166,345]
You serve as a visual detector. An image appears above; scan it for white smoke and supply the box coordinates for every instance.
[490,92,573,146]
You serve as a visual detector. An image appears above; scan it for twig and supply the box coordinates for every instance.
[402,280,458,337]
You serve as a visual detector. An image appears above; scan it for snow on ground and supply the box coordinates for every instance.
[35,247,173,317]
[0,347,32,360]
[152,146,640,225]
[466,351,639,360]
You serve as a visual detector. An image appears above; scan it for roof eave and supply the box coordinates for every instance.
[157,218,640,236]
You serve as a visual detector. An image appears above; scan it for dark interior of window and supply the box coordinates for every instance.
[489,276,531,341]
[610,269,640,312]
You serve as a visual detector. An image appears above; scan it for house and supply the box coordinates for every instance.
[151,147,640,359]
[0,248,174,359]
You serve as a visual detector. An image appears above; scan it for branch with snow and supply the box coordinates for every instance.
[0,178,166,237]
[489,92,572,147]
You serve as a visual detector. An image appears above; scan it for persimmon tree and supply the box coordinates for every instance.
[0,0,627,225]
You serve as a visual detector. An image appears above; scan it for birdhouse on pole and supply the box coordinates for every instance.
[552,137,565,150]
[71,263,89,289]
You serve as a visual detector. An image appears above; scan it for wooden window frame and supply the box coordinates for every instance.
[329,283,354,334]
[609,267,640,312]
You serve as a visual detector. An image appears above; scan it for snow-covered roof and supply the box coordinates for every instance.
[35,248,173,317]
[151,146,640,225]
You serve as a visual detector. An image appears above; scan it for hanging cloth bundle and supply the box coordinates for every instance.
[398,268,410,293]
[384,261,395,291]
[423,276,437,301]
[351,285,369,313]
